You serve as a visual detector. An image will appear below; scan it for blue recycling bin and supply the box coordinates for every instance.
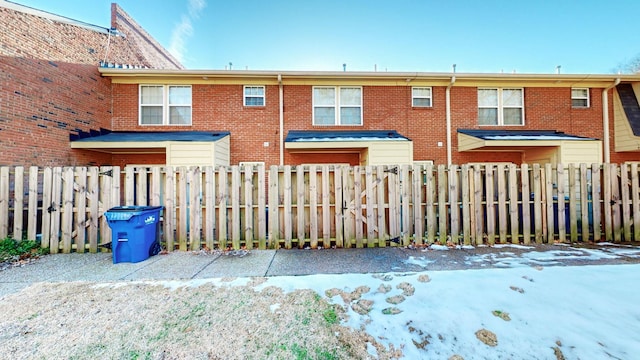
[104,206,163,264]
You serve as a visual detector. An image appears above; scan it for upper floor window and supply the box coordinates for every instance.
[139,85,191,125]
[244,85,265,106]
[571,88,589,108]
[313,86,362,125]
[478,88,524,126]
[412,87,432,107]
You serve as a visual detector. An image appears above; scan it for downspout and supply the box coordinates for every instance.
[602,78,620,163]
[278,74,284,166]
[446,75,456,166]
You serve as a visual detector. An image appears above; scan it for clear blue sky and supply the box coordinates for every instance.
[11,0,640,74]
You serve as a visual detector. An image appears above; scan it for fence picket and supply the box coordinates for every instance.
[190,167,202,251]
[620,163,631,241]
[0,167,8,239]
[545,164,555,243]
[73,167,87,253]
[611,164,622,242]
[580,164,591,241]
[243,165,254,249]
[13,167,24,240]
[592,163,602,242]
[449,165,460,244]
[354,166,363,248]
[164,166,175,251]
[309,165,318,248]
[532,164,543,244]
[520,164,531,244]
[632,163,640,241]
[334,166,344,248]
[497,164,507,244]
[557,165,566,243]
[508,164,519,243]
[204,166,216,249]
[461,164,471,245]
[437,165,448,244]
[282,165,292,249]
[365,166,376,246]
[87,167,99,252]
[485,165,496,245]
[27,166,39,242]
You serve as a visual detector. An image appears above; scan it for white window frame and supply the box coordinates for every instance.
[139,85,192,126]
[571,88,590,108]
[312,86,363,126]
[478,88,524,126]
[243,85,265,107]
[412,87,433,107]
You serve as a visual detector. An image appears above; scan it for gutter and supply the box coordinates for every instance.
[602,78,621,163]
[446,75,456,166]
[278,74,284,165]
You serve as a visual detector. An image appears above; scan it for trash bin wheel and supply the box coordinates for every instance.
[149,240,162,256]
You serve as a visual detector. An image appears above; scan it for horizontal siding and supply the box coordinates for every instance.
[559,141,602,164]
[167,142,215,166]
[367,142,413,165]
[214,137,231,166]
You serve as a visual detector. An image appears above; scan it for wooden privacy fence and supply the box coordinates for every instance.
[0,163,638,253]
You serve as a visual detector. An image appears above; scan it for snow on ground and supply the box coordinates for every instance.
[262,244,640,359]
[258,264,640,359]
[148,244,640,359]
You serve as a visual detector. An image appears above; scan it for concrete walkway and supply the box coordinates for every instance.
[2,243,640,298]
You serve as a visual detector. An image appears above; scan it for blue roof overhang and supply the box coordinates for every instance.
[70,129,230,153]
[457,129,598,152]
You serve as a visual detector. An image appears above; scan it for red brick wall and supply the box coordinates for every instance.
[111,83,627,167]
[112,84,282,166]
[0,56,113,166]
[0,3,181,167]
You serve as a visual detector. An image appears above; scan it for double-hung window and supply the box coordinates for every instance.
[139,85,192,125]
[571,88,589,108]
[244,85,265,106]
[412,87,432,107]
[313,86,362,125]
[478,88,524,125]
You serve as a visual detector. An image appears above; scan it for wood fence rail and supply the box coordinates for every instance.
[0,163,636,252]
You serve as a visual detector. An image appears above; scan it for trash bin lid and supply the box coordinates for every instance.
[104,206,163,221]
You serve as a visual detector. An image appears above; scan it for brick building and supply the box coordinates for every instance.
[0,1,182,167]
[79,69,640,167]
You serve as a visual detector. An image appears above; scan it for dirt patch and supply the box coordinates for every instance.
[492,310,511,321]
[396,282,415,296]
[0,281,400,359]
[475,328,498,346]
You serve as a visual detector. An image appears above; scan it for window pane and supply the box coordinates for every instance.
[314,88,335,106]
[169,106,191,125]
[140,106,163,124]
[478,108,498,125]
[503,108,523,125]
[141,86,163,104]
[478,89,498,106]
[314,107,335,125]
[245,86,264,96]
[340,107,362,125]
[502,89,522,106]
[245,97,264,106]
[340,87,361,105]
[413,98,432,107]
[413,87,431,97]
[572,99,588,107]
[169,86,191,104]
[572,88,588,98]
